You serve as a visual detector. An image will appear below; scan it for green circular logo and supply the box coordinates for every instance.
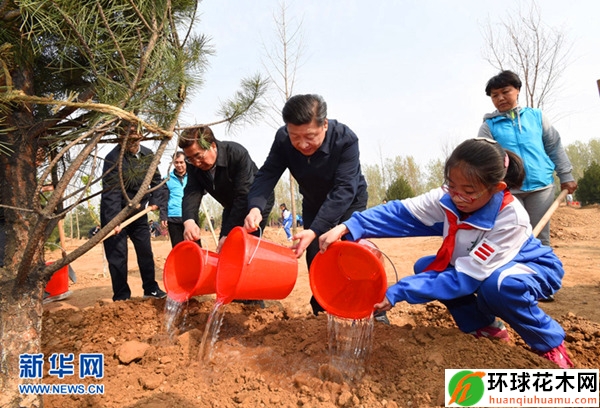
[447,370,485,406]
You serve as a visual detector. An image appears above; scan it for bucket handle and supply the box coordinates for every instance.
[367,246,399,283]
[247,226,262,265]
[199,238,209,266]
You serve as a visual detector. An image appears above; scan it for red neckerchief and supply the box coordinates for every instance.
[425,190,513,272]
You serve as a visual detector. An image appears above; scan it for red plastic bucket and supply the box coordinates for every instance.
[45,264,69,296]
[309,239,388,319]
[163,241,218,302]
[216,227,298,304]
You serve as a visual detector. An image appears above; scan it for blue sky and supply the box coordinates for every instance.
[171,0,600,174]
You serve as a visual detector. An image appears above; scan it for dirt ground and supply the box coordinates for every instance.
[41,204,600,408]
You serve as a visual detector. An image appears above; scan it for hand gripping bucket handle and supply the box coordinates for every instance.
[163,241,218,302]
[216,226,298,304]
[309,239,394,319]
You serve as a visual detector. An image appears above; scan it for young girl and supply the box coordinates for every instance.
[319,138,573,368]
[280,203,293,241]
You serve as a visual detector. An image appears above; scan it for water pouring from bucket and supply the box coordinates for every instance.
[163,241,219,303]
[216,226,298,305]
[199,227,298,363]
[310,239,389,381]
[309,239,388,319]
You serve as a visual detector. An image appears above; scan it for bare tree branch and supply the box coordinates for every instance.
[481,1,572,114]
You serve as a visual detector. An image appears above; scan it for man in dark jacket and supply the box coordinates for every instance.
[243,94,389,322]
[179,125,274,252]
[100,123,168,301]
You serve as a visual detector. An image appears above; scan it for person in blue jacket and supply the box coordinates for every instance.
[243,94,390,323]
[319,138,573,369]
[477,70,578,248]
[163,151,188,247]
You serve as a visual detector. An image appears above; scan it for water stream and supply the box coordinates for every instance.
[198,300,225,363]
[164,297,187,339]
[327,314,374,382]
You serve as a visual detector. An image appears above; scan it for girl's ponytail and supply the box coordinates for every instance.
[504,150,525,190]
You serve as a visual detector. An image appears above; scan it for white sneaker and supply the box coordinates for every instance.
[143,289,167,299]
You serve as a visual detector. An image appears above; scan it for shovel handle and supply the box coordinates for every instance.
[532,189,569,238]
[101,206,154,242]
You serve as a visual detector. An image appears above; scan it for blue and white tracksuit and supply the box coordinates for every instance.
[282,209,292,239]
[342,188,566,352]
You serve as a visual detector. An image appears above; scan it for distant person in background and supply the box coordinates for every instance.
[149,220,161,238]
[243,94,389,323]
[163,151,189,247]
[280,203,292,241]
[88,224,100,239]
[179,125,274,253]
[101,122,168,301]
[478,70,578,247]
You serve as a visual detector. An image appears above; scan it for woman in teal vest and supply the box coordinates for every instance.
[477,70,577,249]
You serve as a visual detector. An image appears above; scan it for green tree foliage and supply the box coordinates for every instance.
[0,2,267,404]
[565,138,600,183]
[385,176,415,201]
[423,158,445,192]
[576,161,600,206]
[362,138,600,206]
[66,205,98,239]
[363,163,386,208]
[1,0,267,274]
[384,156,423,195]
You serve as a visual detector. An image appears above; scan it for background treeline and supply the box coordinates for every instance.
[59,137,600,240]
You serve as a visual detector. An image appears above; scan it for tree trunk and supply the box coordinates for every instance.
[0,66,51,407]
[0,279,44,408]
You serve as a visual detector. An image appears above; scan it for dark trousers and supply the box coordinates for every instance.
[168,221,202,248]
[167,222,185,248]
[103,214,159,301]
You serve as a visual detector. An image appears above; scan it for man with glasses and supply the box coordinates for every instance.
[101,122,168,301]
[178,125,274,253]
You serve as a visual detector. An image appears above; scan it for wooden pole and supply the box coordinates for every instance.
[532,189,569,237]
[57,219,67,253]
[100,207,154,242]
[201,201,219,247]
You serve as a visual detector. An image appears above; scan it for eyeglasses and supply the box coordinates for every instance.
[441,184,488,203]
[184,148,209,164]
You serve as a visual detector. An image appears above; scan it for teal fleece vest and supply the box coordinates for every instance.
[485,107,554,191]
